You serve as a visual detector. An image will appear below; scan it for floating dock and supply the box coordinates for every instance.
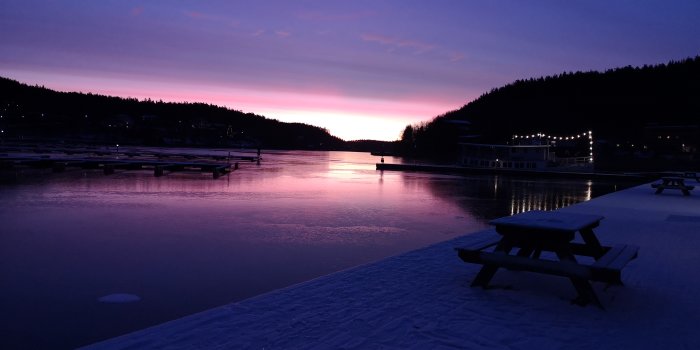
[0,145,260,179]
[376,162,657,180]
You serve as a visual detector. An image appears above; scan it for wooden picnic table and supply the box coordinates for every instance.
[456,210,638,308]
[651,177,694,195]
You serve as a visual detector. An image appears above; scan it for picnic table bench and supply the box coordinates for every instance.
[455,211,639,308]
[684,172,699,182]
[651,177,694,195]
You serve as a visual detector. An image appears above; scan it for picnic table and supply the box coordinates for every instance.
[651,177,694,195]
[456,210,638,307]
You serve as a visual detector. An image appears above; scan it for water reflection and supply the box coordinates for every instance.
[0,151,639,349]
[419,174,637,221]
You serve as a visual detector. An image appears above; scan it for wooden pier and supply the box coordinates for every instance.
[376,162,656,181]
[0,145,260,179]
[0,145,259,162]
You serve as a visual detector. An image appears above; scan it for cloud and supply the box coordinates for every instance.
[296,10,375,21]
[275,30,291,38]
[360,33,435,54]
[251,29,265,37]
[130,7,143,17]
[184,11,211,20]
[449,52,466,62]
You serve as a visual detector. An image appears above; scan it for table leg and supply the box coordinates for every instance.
[532,248,542,259]
[471,239,514,288]
[471,266,499,287]
[580,228,605,259]
[516,242,536,258]
[569,278,603,308]
[554,249,603,308]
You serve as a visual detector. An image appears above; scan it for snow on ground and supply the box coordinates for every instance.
[83,180,700,349]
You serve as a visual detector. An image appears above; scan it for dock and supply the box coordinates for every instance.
[376,162,656,180]
[0,145,261,179]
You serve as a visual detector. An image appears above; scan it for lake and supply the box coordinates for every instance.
[0,150,638,349]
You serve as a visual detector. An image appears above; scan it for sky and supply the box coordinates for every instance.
[1,1,699,141]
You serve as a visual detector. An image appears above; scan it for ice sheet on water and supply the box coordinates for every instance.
[98,293,141,303]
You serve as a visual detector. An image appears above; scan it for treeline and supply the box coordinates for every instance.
[0,77,346,150]
[400,56,700,163]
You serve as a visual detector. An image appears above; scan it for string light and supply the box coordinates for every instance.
[513,131,594,141]
[512,130,595,163]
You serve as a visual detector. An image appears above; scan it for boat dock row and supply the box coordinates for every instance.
[0,145,261,179]
[376,162,658,181]
[0,145,260,162]
[0,155,238,179]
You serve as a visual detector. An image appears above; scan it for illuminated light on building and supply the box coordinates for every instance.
[510,130,595,164]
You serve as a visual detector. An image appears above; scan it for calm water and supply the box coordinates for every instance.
[0,150,638,349]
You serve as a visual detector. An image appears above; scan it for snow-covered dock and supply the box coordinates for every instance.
[84,180,700,349]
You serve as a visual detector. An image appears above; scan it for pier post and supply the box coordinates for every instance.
[81,162,99,169]
[154,166,164,177]
[103,164,115,175]
[52,162,66,173]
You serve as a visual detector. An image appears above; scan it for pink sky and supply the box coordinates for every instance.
[2,1,699,141]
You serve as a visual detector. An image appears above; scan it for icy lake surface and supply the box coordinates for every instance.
[0,150,637,349]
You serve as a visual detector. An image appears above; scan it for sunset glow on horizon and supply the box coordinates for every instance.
[2,0,699,141]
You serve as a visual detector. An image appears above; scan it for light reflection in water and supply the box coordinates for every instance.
[506,179,592,215]
[509,185,587,215]
[420,173,632,221]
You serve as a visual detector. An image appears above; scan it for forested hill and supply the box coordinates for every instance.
[0,77,345,149]
[401,56,700,160]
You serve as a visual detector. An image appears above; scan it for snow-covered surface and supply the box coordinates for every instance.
[83,181,700,349]
[97,294,142,304]
[488,210,604,232]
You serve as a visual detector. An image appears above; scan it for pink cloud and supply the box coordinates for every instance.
[183,11,212,19]
[449,52,466,62]
[296,10,375,21]
[360,33,435,54]
[275,30,291,38]
[130,7,143,17]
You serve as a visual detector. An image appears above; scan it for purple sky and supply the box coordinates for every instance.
[1,1,699,141]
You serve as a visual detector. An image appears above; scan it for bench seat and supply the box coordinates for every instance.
[684,172,699,181]
[456,248,593,280]
[590,244,639,285]
[455,242,639,286]
[650,183,694,189]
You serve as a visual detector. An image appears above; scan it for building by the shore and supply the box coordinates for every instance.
[459,131,594,170]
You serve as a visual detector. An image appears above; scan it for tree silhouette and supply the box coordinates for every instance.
[400,56,700,170]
